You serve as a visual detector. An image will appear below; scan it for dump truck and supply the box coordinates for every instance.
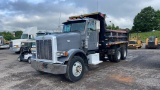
[0,36,10,49]
[31,12,129,82]
[145,36,158,49]
[128,36,143,49]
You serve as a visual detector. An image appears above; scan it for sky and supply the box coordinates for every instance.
[0,0,160,31]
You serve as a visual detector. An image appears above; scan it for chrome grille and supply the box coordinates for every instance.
[36,39,52,60]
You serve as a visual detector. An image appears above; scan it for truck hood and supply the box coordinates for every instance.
[54,32,81,51]
[11,39,28,46]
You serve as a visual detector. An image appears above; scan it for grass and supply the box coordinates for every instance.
[130,31,160,42]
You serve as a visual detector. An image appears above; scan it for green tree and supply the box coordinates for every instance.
[1,32,14,41]
[132,6,158,32]
[106,24,120,30]
[14,31,23,39]
[156,10,160,30]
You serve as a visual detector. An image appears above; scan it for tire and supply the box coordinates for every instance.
[108,55,113,62]
[15,51,20,54]
[100,53,106,61]
[28,57,31,64]
[112,48,121,62]
[17,54,24,62]
[17,56,22,62]
[17,57,21,62]
[121,47,127,60]
[65,56,85,82]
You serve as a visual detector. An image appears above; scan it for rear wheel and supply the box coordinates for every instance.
[65,56,85,82]
[121,47,127,60]
[112,48,121,62]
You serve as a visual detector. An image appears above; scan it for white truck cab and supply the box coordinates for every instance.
[10,27,38,54]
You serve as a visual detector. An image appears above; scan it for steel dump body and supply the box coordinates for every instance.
[103,30,128,46]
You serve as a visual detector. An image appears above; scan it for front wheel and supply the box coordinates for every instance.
[15,51,20,54]
[17,54,23,62]
[65,56,85,82]
[28,57,31,64]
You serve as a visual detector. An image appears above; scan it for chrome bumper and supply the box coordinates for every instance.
[31,60,67,74]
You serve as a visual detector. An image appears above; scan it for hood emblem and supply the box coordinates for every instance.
[67,40,70,42]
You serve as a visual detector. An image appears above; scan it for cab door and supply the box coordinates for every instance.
[87,20,99,50]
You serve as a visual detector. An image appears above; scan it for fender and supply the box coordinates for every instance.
[58,49,87,64]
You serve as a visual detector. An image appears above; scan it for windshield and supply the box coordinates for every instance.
[129,41,137,44]
[63,21,86,32]
[32,42,36,48]
[149,36,156,41]
[37,33,45,37]
[21,34,28,39]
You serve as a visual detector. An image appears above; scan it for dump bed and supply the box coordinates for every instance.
[104,30,129,46]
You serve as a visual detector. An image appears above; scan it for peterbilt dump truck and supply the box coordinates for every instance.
[145,36,158,49]
[31,12,129,82]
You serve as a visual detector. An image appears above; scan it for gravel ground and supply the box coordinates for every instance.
[0,48,160,90]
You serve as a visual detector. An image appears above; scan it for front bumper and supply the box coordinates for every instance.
[128,44,141,49]
[10,47,20,52]
[31,60,67,74]
[0,45,9,49]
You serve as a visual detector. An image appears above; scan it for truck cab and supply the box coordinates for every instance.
[63,18,100,51]
[31,12,129,82]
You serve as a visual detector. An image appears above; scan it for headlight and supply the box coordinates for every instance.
[13,45,19,48]
[57,51,68,57]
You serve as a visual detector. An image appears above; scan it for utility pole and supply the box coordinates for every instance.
[110,21,112,30]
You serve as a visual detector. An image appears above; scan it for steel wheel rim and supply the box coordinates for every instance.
[72,61,82,77]
[124,49,127,57]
